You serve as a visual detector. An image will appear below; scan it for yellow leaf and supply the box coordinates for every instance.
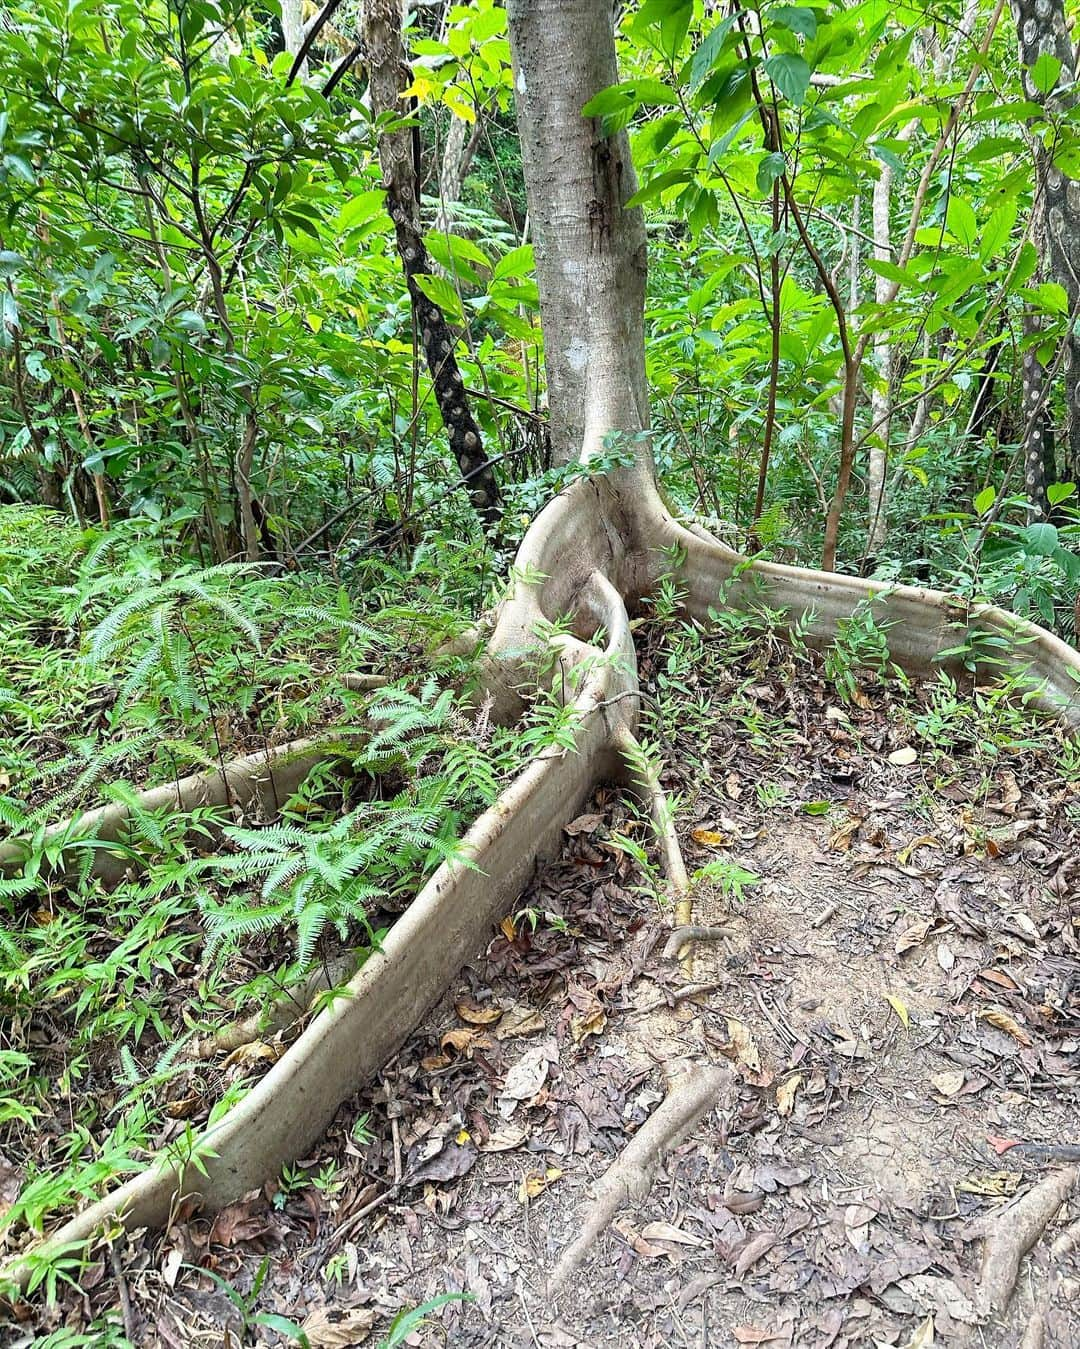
[456,1001,502,1026]
[455,1128,471,1145]
[885,993,910,1028]
[776,1074,801,1117]
[305,312,323,333]
[500,915,517,942]
[518,1167,562,1202]
[442,87,477,123]
[691,828,728,847]
[725,1017,762,1072]
[897,834,941,865]
[979,1008,1032,1046]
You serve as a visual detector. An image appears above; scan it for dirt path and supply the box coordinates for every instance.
[16,634,1080,1349]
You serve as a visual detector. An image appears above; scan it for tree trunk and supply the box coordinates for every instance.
[867,162,894,557]
[1011,0,1080,497]
[281,0,307,78]
[508,0,649,462]
[364,0,502,525]
[433,113,481,236]
[11,0,1080,1290]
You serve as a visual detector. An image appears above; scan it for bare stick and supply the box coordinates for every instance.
[615,728,695,969]
[662,925,735,962]
[976,1166,1078,1314]
[547,1063,730,1294]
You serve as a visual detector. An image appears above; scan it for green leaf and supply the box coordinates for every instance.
[1030,52,1062,95]
[771,5,818,39]
[756,150,787,194]
[973,486,995,516]
[492,244,534,281]
[412,273,465,324]
[946,197,978,248]
[764,53,811,105]
[0,251,25,278]
[1020,522,1059,556]
[1027,281,1069,315]
[1047,482,1076,507]
[979,202,1016,262]
[625,168,696,207]
[689,15,738,90]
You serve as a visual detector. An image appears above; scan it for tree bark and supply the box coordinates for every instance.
[1011,0,1080,498]
[507,0,650,462]
[867,161,894,557]
[364,0,502,525]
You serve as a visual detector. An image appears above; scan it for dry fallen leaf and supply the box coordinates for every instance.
[885,993,910,1028]
[640,1220,706,1247]
[979,1008,1032,1046]
[929,1070,965,1098]
[775,1074,801,1117]
[570,994,607,1044]
[936,942,955,971]
[889,745,919,766]
[895,918,933,955]
[692,827,729,847]
[898,1314,935,1349]
[733,1231,778,1277]
[518,1166,561,1202]
[455,1001,502,1026]
[300,1306,376,1348]
[897,834,941,865]
[440,1027,485,1057]
[495,1003,545,1040]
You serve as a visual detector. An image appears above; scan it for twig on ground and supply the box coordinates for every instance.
[108,1241,137,1344]
[615,727,695,971]
[810,900,839,928]
[547,1062,731,1295]
[662,925,735,962]
[975,1166,1078,1314]
[636,979,725,1015]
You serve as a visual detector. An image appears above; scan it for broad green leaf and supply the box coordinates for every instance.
[764,53,811,105]
[689,15,738,89]
[492,244,534,282]
[973,486,995,516]
[771,5,817,39]
[1047,482,1076,506]
[412,273,465,324]
[946,197,978,248]
[1030,52,1062,95]
[756,150,787,194]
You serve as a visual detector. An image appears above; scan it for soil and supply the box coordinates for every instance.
[7,630,1079,1349]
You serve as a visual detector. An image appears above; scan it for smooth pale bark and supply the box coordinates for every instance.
[281,0,306,77]
[507,0,649,462]
[867,163,894,557]
[1011,0,1080,497]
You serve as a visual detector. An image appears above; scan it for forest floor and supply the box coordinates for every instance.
[11,618,1080,1349]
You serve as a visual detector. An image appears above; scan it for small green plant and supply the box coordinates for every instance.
[824,601,897,703]
[691,857,759,903]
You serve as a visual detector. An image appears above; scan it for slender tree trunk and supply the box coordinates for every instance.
[867,161,893,558]
[364,0,502,525]
[1011,0,1080,501]
[281,0,307,79]
[433,113,482,236]
[508,0,650,462]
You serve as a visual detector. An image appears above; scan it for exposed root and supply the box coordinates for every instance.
[191,953,361,1059]
[975,1166,1078,1315]
[547,1061,731,1295]
[0,737,328,884]
[339,672,390,691]
[615,726,695,971]
[662,925,735,963]
[1018,1212,1080,1347]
